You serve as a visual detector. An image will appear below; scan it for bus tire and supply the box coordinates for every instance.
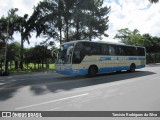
[88,65,98,77]
[129,64,136,72]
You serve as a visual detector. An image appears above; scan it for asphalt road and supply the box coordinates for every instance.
[0,64,160,119]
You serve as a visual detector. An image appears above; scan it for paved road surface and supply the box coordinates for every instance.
[0,64,160,119]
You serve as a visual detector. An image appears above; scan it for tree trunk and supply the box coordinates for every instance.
[76,18,80,40]
[10,61,12,69]
[59,27,62,44]
[0,60,2,70]
[26,63,28,70]
[89,25,92,41]
[65,7,69,42]
[42,60,44,69]
[20,36,24,70]
[5,60,8,71]
[66,21,69,42]
[34,63,36,70]
[38,63,40,69]
[15,60,18,69]
[46,63,49,69]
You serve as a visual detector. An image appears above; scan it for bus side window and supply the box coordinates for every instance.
[118,46,126,56]
[81,42,91,55]
[126,46,136,56]
[85,47,91,55]
[102,44,109,55]
[137,47,145,56]
[88,43,95,55]
[109,45,116,55]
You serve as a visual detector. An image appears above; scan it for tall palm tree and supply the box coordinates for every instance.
[19,14,30,70]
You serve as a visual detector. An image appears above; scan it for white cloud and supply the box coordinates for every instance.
[104,0,160,43]
[0,0,41,17]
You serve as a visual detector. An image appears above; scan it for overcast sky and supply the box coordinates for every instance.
[0,0,160,47]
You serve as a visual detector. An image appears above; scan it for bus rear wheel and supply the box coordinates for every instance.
[88,66,98,77]
[129,64,136,72]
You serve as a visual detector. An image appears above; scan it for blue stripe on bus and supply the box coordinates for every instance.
[138,58,146,60]
[129,57,137,60]
[100,57,111,61]
[83,57,146,62]
[56,68,88,75]
[56,65,145,75]
[99,66,130,73]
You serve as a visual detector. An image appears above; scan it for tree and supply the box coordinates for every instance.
[149,0,159,3]
[0,8,19,72]
[0,9,18,41]
[82,0,110,41]
[0,8,32,70]
[56,0,65,44]
[0,40,5,70]
[114,28,132,44]
[31,0,60,43]
[114,28,143,45]
[15,14,31,70]
[63,0,75,42]
[27,45,52,69]
[7,42,20,69]
[68,0,110,41]
[32,0,110,44]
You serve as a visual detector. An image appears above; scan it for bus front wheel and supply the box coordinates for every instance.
[88,66,98,77]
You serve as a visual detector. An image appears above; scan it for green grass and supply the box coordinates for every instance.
[23,63,55,70]
[49,64,55,69]
[1,63,55,75]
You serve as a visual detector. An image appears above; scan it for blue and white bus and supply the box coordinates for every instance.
[55,40,146,76]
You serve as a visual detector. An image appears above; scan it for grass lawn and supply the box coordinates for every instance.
[1,63,55,75]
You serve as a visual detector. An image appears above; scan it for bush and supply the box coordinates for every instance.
[0,70,9,76]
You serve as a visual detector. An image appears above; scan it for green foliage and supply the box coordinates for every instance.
[114,28,143,45]
[30,0,110,43]
[80,0,110,41]
[115,28,160,63]
[149,0,159,3]
[0,41,55,71]
[0,9,19,41]
[7,42,20,61]
[0,40,5,60]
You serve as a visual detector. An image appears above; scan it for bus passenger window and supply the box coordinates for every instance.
[137,47,145,56]
[118,46,126,56]
[90,43,101,55]
[109,45,116,55]
[85,47,91,55]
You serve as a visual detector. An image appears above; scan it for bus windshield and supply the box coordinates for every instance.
[56,43,74,64]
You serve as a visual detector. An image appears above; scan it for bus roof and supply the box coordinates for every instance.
[62,40,145,48]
